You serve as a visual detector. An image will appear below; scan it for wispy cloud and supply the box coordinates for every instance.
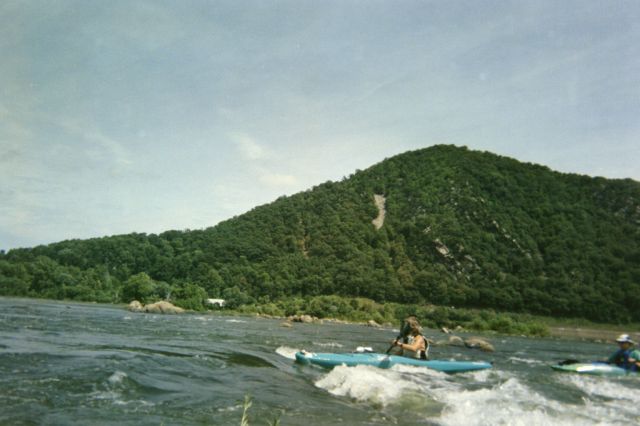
[55,117,133,174]
[230,132,267,160]
[259,173,298,187]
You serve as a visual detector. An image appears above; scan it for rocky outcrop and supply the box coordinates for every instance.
[371,194,386,230]
[434,239,452,258]
[464,337,495,352]
[128,300,144,312]
[433,335,494,352]
[127,300,184,314]
[144,301,185,314]
[287,314,317,323]
[447,335,465,346]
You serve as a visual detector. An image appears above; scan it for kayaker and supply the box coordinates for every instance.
[392,316,429,360]
[607,334,640,371]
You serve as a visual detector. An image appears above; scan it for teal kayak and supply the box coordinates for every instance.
[551,362,636,376]
[295,351,492,373]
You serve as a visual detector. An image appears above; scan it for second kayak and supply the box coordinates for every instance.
[551,362,635,376]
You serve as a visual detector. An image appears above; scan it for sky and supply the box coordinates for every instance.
[1,0,639,251]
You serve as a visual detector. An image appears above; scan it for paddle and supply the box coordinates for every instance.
[386,319,411,354]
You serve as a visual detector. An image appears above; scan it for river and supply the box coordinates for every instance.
[1,297,638,425]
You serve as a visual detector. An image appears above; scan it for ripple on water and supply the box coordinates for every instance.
[87,370,156,409]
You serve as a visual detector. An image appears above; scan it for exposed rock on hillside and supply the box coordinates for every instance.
[372,194,386,229]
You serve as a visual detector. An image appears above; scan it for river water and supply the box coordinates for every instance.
[1,298,639,425]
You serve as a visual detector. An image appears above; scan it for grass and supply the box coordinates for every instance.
[240,394,281,426]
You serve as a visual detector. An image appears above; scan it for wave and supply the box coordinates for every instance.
[87,370,156,408]
[311,361,640,425]
[275,346,299,360]
[315,365,414,406]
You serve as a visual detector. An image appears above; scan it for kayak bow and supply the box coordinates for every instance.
[551,362,636,376]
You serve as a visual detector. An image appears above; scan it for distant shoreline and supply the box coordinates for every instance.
[547,326,640,343]
[2,296,638,343]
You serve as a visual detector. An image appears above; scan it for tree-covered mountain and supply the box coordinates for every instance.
[2,145,639,322]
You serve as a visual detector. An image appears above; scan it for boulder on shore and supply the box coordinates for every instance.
[144,301,185,314]
[127,300,185,314]
[464,337,495,352]
[128,300,144,312]
[287,314,317,323]
[447,335,465,347]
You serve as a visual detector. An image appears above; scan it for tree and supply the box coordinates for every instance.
[222,286,255,309]
[172,282,207,310]
[122,272,157,303]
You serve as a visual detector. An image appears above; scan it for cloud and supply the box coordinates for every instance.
[259,173,298,187]
[55,117,133,174]
[230,132,266,160]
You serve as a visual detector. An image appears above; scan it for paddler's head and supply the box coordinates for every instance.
[615,334,635,349]
[403,316,422,336]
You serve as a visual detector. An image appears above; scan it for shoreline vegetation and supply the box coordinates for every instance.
[5,294,636,343]
[119,294,637,343]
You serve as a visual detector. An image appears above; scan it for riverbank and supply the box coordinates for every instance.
[4,295,636,342]
[547,326,640,343]
[234,298,640,343]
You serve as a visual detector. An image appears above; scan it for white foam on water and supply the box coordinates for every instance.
[315,365,413,406]
[508,356,544,365]
[86,371,155,408]
[108,371,127,386]
[217,403,242,413]
[466,367,509,383]
[390,364,448,379]
[435,377,578,426]
[560,374,640,401]
[313,341,344,348]
[557,374,640,422]
[36,377,61,384]
[225,319,247,323]
[382,367,640,425]
[275,346,299,360]
[89,389,123,402]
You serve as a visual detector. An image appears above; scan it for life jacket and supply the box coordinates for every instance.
[611,349,638,371]
[402,334,429,360]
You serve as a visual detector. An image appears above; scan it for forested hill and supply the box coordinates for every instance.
[2,145,639,322]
